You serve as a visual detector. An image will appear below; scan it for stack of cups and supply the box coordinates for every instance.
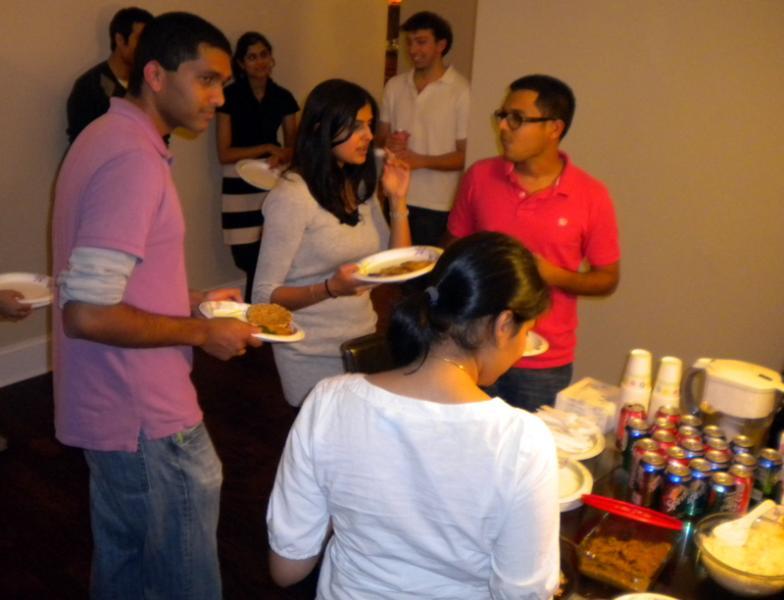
[619,349,653,412]
[648,356,683,420]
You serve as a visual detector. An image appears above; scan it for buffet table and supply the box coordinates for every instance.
[560,438,758,599]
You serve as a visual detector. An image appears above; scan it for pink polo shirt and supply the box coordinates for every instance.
[52,98,201,451]
[448,155,620,369]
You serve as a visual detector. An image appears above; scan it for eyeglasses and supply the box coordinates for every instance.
[493,109,555,130]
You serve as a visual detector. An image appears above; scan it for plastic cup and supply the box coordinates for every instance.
[622,349,653,388]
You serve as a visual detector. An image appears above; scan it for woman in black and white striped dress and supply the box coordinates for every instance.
[216,32,298,301]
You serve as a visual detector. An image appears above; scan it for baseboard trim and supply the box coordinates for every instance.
[0,334,51,388]
[0,278,246,389]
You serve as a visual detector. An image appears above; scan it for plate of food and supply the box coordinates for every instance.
[523,331,549,357]
[235,158,280,190]
[536,406,605,461]
[354,246,442,284]
[198,301,304,342]
[0,272,53,308]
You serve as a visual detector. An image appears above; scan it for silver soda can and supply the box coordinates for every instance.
[684,458,712,519]
[730,435,755,455]
[631,452,666,508]
[681,414,703,429]
[659,463,691,517]
[629,438,660,489]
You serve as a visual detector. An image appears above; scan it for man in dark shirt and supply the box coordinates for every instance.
[65,6,153,143]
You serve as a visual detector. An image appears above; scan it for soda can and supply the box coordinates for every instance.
[707,471,737,515]
[752,448,783,502]
[705,437,732,462]
[677,425,702,445]
[651,417,677,436]
[655,404,682,427]
[729,464,754,514]
[684,458,712,518]
[623,418,650,470]
[705,449,731,472]
[733,452,757,471]
[703,425,725,441]
[653,429,677,456]
[681,438,706,461]
[730,435,755,456]
[631,451,666,508]
[616,403,646,450]
[681,414,703,429]
[659,463,691,517]
[629,438,659,489]
[666,445,690,468]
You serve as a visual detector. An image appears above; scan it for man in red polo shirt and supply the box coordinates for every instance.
[448,74,620,411]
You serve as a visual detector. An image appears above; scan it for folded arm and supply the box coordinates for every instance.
[535,257,620,296]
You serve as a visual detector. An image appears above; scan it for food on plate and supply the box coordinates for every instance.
[578,514,674,591]
[368,259,434,277]
[702,518,784,576]
[246,303,294,336]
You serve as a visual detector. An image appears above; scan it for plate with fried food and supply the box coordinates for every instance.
[354,246,443,284]
[198,301,304,342]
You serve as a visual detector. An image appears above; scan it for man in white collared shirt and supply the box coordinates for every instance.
[378,11,470,247]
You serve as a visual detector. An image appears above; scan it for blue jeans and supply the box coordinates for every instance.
[84,423,223,600]
[485,364,574,412]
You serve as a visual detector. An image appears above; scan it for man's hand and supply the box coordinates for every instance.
[190,287,244,313]
[0,290,32,322]
[200,318,262,361]
[535,255,620,296]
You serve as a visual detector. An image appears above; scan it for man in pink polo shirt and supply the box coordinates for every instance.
[52,12,261,599]
[448,74,620,411]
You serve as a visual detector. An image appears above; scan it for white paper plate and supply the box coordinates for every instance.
[235,159,280,190]
[198,301,304,343]
[0,272,53,308]
[354,246,443,284]
[523,331,549,357]
[613,594,680,600]
[558,457,593,512]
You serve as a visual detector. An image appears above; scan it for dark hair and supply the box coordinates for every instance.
[401,11,453,56]
[232,31,273,79]
[109,7,153,51]
[290,79,378,226]
[388,232,550,367]
[510,74,576,139]
[128,12,231,96]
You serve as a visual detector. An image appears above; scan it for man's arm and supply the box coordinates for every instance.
[535,258,620,296]
[397,138,466,172]
[63,301,260,360]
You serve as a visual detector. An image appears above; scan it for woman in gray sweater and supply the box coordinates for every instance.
[252,79,411,406]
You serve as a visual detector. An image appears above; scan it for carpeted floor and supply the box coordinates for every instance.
[0,343,319,599]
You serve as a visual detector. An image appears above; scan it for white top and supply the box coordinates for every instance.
[380,66,470,212]
[252,173,389,356]
[267,374,560,600]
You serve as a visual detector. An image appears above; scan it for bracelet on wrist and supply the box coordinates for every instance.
[324,278,337,298]
[390,207,409,221]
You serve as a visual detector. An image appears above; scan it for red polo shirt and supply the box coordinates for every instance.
[448,154,620,368]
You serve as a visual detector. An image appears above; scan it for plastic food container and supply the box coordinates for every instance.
[695,512,784,597]
[576,513,679,592]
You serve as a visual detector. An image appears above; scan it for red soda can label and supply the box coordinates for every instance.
[729,464,753,514]
[655,405,682,427]
[616,403,646,450]
[653,430,676,455]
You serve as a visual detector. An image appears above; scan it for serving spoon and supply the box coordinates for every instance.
[712,499,775,546]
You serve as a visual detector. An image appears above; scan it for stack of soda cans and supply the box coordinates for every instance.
[618,403,783,520]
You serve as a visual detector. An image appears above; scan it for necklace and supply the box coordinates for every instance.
[440,357,467,372]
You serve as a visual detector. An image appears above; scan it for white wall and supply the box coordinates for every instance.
[470,0,784,383]
[0,0,387,385]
